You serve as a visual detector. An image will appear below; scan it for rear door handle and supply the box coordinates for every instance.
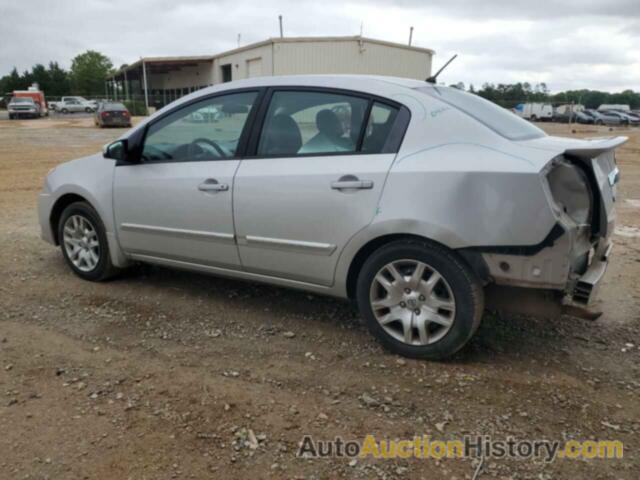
[331,178,374,190]
[198,179,229,192]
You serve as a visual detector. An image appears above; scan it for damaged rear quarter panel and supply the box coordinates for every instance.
[376,141,557,250]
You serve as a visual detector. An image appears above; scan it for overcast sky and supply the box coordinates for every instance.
[1,0,639,92]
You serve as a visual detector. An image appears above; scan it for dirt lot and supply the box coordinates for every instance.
[0,115,639,479]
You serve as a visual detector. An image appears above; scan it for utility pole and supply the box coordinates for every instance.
[408,26,414,46]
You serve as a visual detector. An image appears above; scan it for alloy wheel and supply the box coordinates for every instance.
[369,259,456,346]
[62,214,100,272]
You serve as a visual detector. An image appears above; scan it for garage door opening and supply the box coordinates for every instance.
[221,64,232,83]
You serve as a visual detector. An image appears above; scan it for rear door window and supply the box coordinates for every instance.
[256,90,369,156]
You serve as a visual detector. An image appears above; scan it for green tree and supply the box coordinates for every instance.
[69,50,113,96]
[47,62,71,96]
[0,67,23,93]
[30,64,50,91]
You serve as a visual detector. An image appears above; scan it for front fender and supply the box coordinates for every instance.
[40,153,129,268]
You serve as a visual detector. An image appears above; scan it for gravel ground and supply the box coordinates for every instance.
[0,115,639,479]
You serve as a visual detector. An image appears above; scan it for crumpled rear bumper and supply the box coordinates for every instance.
[479,221,612,307]
[571,239,611,305]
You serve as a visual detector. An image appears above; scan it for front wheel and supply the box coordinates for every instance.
[58,201,119,281]
[356,239,484,359]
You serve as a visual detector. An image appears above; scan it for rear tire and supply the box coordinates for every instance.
[356,239,483,359]
[57,201,119,281]
[61,108,69,114]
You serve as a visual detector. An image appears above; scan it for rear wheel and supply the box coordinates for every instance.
[58,202,119,281]
[356,239,483,359]
[85,107,93,113]
[61,108,69,114]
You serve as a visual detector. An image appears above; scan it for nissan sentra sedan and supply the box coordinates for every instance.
[37,75,624,359]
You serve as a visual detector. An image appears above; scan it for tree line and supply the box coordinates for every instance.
[0,50,113,97]
[455,82,640,109]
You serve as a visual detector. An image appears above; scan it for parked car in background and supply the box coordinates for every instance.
[514,102,553,121]
[38,75,624,359]
[50,96,96,113]
[611,110,640,126]
[94,102,132,128]
[8,97,41,119]
[584,109,624,126]
[11,89,48,117]
[603,111,638,126]
[553,109,593,124]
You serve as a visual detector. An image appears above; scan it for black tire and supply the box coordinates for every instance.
[356,239,484,360]
[57,201,119,281]
[8,113,14,120]
[85,107,93,113]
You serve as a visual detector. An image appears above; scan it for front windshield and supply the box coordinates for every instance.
[12,97,34,104]
[415,86,546,141]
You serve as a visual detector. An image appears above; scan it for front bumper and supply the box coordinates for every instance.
[38,193,56,245]
[9,109,39,118]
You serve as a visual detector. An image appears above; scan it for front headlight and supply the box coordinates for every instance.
[547,158,593,225]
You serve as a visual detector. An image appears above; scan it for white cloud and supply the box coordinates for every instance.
[0,0,638,92]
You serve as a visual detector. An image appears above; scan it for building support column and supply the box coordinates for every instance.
[142,60,149,112]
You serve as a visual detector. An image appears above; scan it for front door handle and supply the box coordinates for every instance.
[198,179,229,192]
[331,177,374,190]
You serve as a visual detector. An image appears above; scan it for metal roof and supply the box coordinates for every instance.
[112,36,435,77]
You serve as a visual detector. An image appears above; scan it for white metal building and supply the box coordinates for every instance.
[109,36,434,109]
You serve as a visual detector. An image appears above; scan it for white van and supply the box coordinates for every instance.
[598,104,630,112]
[514,103,553,121]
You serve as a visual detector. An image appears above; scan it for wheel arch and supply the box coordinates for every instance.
[344,233,489,300]
[50,193,91,245]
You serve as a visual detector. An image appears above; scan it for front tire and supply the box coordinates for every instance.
[57,201,119,281]
[356,239,483,359]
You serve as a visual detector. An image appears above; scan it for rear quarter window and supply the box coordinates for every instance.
[415,86,546,141]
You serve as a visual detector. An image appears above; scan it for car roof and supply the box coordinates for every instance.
[171,75,430,109]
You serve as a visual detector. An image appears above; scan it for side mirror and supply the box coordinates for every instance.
[103,139,128,161]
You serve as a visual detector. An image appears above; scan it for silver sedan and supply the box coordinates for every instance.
[38,75,624,359]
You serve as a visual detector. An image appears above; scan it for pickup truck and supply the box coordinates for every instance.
[50,96,96,113]
[8,96,42,119]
